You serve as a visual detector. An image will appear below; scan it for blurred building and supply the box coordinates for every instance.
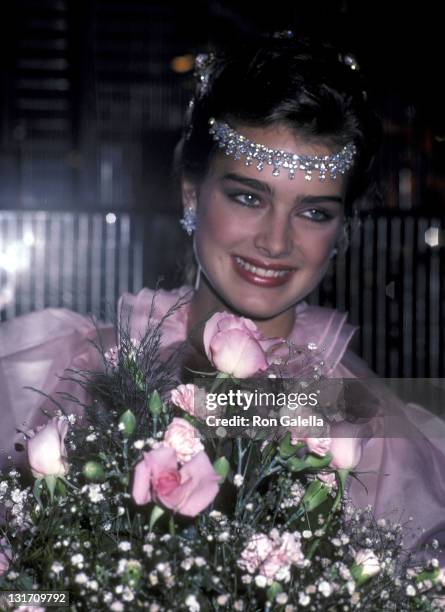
[0,0,443,377]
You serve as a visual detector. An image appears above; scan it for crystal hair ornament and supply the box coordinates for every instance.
[338,52,360,72]
[194,52,216,98]
[208,118,357,181]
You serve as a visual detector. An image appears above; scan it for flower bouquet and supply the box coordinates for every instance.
[0,299,444,611]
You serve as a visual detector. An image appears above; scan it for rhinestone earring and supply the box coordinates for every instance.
[330,247,338,260]
[179,206,196,236]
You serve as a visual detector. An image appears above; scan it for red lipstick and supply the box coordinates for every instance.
[232,255,296,288]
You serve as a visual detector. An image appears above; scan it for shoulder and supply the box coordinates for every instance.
[117,285,193,345]
[118,285,193,314]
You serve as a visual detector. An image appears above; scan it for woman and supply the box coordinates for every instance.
[1,35,444,562]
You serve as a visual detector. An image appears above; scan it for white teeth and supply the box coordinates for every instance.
[235,256,292,278]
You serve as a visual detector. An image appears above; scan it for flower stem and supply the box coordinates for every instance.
[169,514,176,536]
[306,469,349,560]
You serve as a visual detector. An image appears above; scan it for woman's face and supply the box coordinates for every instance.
[183,122,348,323]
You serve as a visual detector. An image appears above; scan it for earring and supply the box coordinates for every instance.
[194,263,201,291]
[180,206,196,236]
[330,247,338,260]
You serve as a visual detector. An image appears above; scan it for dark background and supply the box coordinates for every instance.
[0,0,443,377]
[0,1,444,212]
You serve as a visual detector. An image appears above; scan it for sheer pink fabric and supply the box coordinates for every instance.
[332,352,445,563]
[0,309,115,472]
[1,285,444,561]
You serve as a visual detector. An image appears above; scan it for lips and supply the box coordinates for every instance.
[232,255,296,287]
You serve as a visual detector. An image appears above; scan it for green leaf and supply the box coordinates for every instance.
[213,457,230,483]
[286,456,306,472]
[261,441,276,464]
[55,478,67,496]
[301,479,330,512]
[58,475,79,491]
[16,573,34,590]
[416,567,440,583]
[279,432,302,458]
[267,581,283,601]
[33,478,44,510]
[336,469,349,494]
[254,429,269,442]
[302,452,333,469]
[149,504,165,530]
[43,475,57,502]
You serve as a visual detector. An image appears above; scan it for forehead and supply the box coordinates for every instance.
[206,122,348,197]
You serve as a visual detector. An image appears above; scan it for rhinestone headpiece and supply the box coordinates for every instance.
[208,118,357,181]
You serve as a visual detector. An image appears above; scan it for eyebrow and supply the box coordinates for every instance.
[221,172,344,205]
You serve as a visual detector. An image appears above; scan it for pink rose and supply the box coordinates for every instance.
[162,417,204,464]
[132,446,219,517]
[203,312,272,377]
[0,537,12,575]
[170,384,199,416]
[329,436,362,469]
[290,435,331,457]
[305,437,331,457]
[27,417,69,478]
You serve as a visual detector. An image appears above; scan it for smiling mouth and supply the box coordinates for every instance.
[234,255,295,279]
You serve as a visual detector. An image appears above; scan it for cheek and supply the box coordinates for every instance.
[298,225,339,264]
[197,193,249,247]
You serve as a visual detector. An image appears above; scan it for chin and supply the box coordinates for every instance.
[222,292,292,321]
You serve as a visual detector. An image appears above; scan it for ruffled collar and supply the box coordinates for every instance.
[117,285,357,376]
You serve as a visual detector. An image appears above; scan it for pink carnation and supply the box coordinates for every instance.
[261,532,305,582]
[132,446,219,517]
[162,417,204,464]
[238,531,305,583]
[170,384,198,416]
[238,533,274,574]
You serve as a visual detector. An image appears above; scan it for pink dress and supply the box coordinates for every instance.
[1,285,444,561]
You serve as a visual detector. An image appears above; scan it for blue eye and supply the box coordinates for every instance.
[228,192,261,208]
[300,209,332,222]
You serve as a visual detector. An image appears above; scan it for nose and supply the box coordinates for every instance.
[253,210,293,258]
